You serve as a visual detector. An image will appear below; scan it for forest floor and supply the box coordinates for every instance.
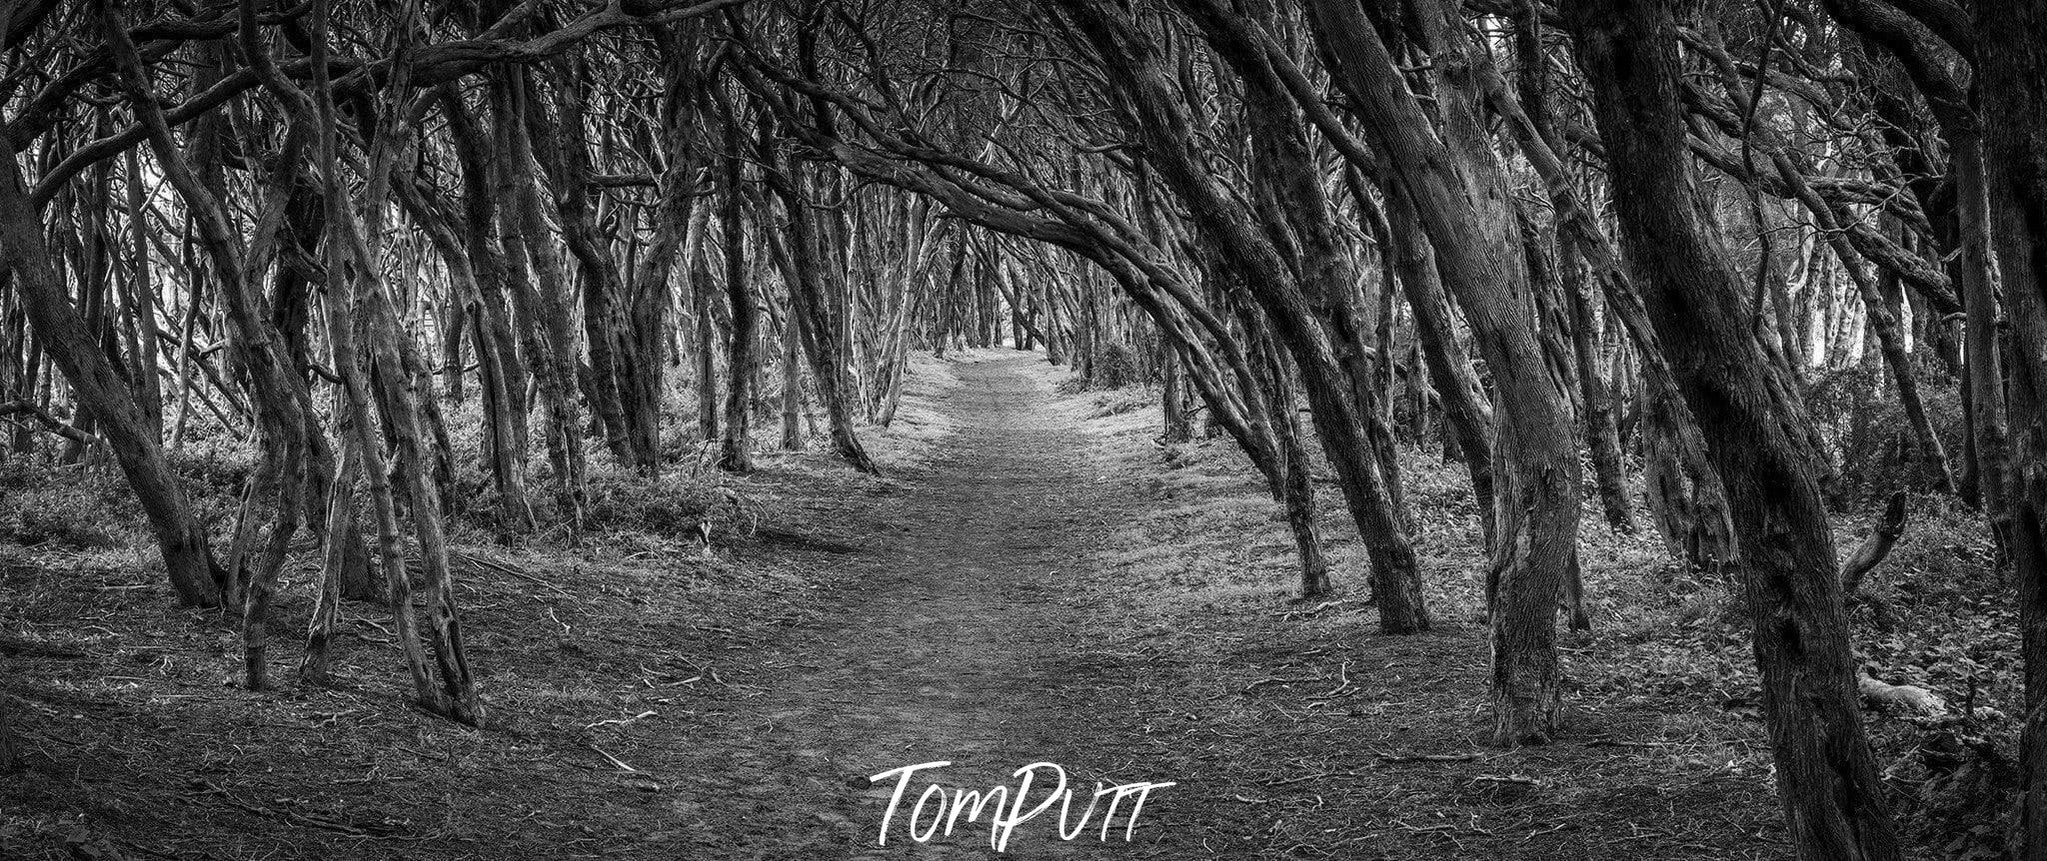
[4,348,2000,860]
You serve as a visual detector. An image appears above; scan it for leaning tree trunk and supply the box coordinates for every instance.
[1055,0,1429,633]
[1374,187,1498,545]
[1975,2,2047,856]
[289,0,484,724]
[1507,4,1632,535]
[431,84,538,520]
[477,74,589,532]
[0,147,219,607]
[1572,2,1900,858]
[1247,312,1331,598]
[107,10,319,688]
[718,112,758,473]
[525,67,645,470]
[395,115,533,537]
[760,136,879,475]
[1304,0,1581,744]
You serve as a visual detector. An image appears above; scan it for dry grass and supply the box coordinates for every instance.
[1033,369,2017,858]
[0,373,932,859]
[1035,374,1794,858]
[0,350,2016,859]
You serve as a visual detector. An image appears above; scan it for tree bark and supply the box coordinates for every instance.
[760,135,879,475]
[718,109,758,473]
[1304,0,1581,743]
[0,145,219,607]
[1572,2,1901,856]
[476,74,588,532]
[526,69,649,470]
[106,4,320,686]
[1975,1,2047,855]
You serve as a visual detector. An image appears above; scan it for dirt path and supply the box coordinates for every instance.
[2,350,1785,859]
[662,353,1165,858]
[644,352,1786,861]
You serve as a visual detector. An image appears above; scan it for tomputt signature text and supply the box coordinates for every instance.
[867,760,1175,852]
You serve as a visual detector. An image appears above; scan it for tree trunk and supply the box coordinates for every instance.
[476,75,588,532]
[1976,2,2047,855]
[1056,0,1428,634]
[718,116,757,473]
[106,11,320,686]
[1161,346,1194,444]
[1565,242,1635,533]
[1304,0,1580,743]
[0,147,219,607]
[522,68,642,469]
[1573,3,1901,857]
[1373,185,1498,547]
[760,137,879,474]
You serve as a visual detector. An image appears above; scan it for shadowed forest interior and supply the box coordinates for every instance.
[3,0,2047,859]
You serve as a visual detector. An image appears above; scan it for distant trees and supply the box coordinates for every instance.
[724,0,2047,856]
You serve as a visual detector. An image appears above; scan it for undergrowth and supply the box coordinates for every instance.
[1049,367,2019,859]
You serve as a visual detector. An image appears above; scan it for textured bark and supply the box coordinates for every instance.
[299,413,360,686]
[718,114,758,473]
[1976,1,2047,855]
[0,146,219,607]
[760,139,879,475]
[303,0,483,724]
[1373,186,1498,546]
[524,69,642,469]
[393,115,533,536]
[1566,243,1635,534]
[1160,348,1194,445]
[1248,311,1330,599]
[1054,0,1428,633]
[1305,0,1579,743]
[106,5,318,688]
[781,311,804,450]
[1505,11,1635,534]
[479,75,589,532]
[1573,2,1900,857]
[1840,491,1908,597]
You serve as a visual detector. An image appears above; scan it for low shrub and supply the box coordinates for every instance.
[0,484,118,549]
[581,467,758,543]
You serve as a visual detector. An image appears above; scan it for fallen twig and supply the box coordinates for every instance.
[590,744,641,773]
[1242,677,1311,693]
[1262,771,1369,787]
[1312,661,1354,699]
[1281,599,1348,620]
[456,552,575,599]
[191,780,372,837]
[1378,752,1481,764]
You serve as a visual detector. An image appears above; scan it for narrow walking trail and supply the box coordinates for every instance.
[638,352,1785,860]
[664,353,1171,858]
[0,350,1790,860]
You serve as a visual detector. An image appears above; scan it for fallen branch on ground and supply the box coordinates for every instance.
[1857,673,1947,715]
